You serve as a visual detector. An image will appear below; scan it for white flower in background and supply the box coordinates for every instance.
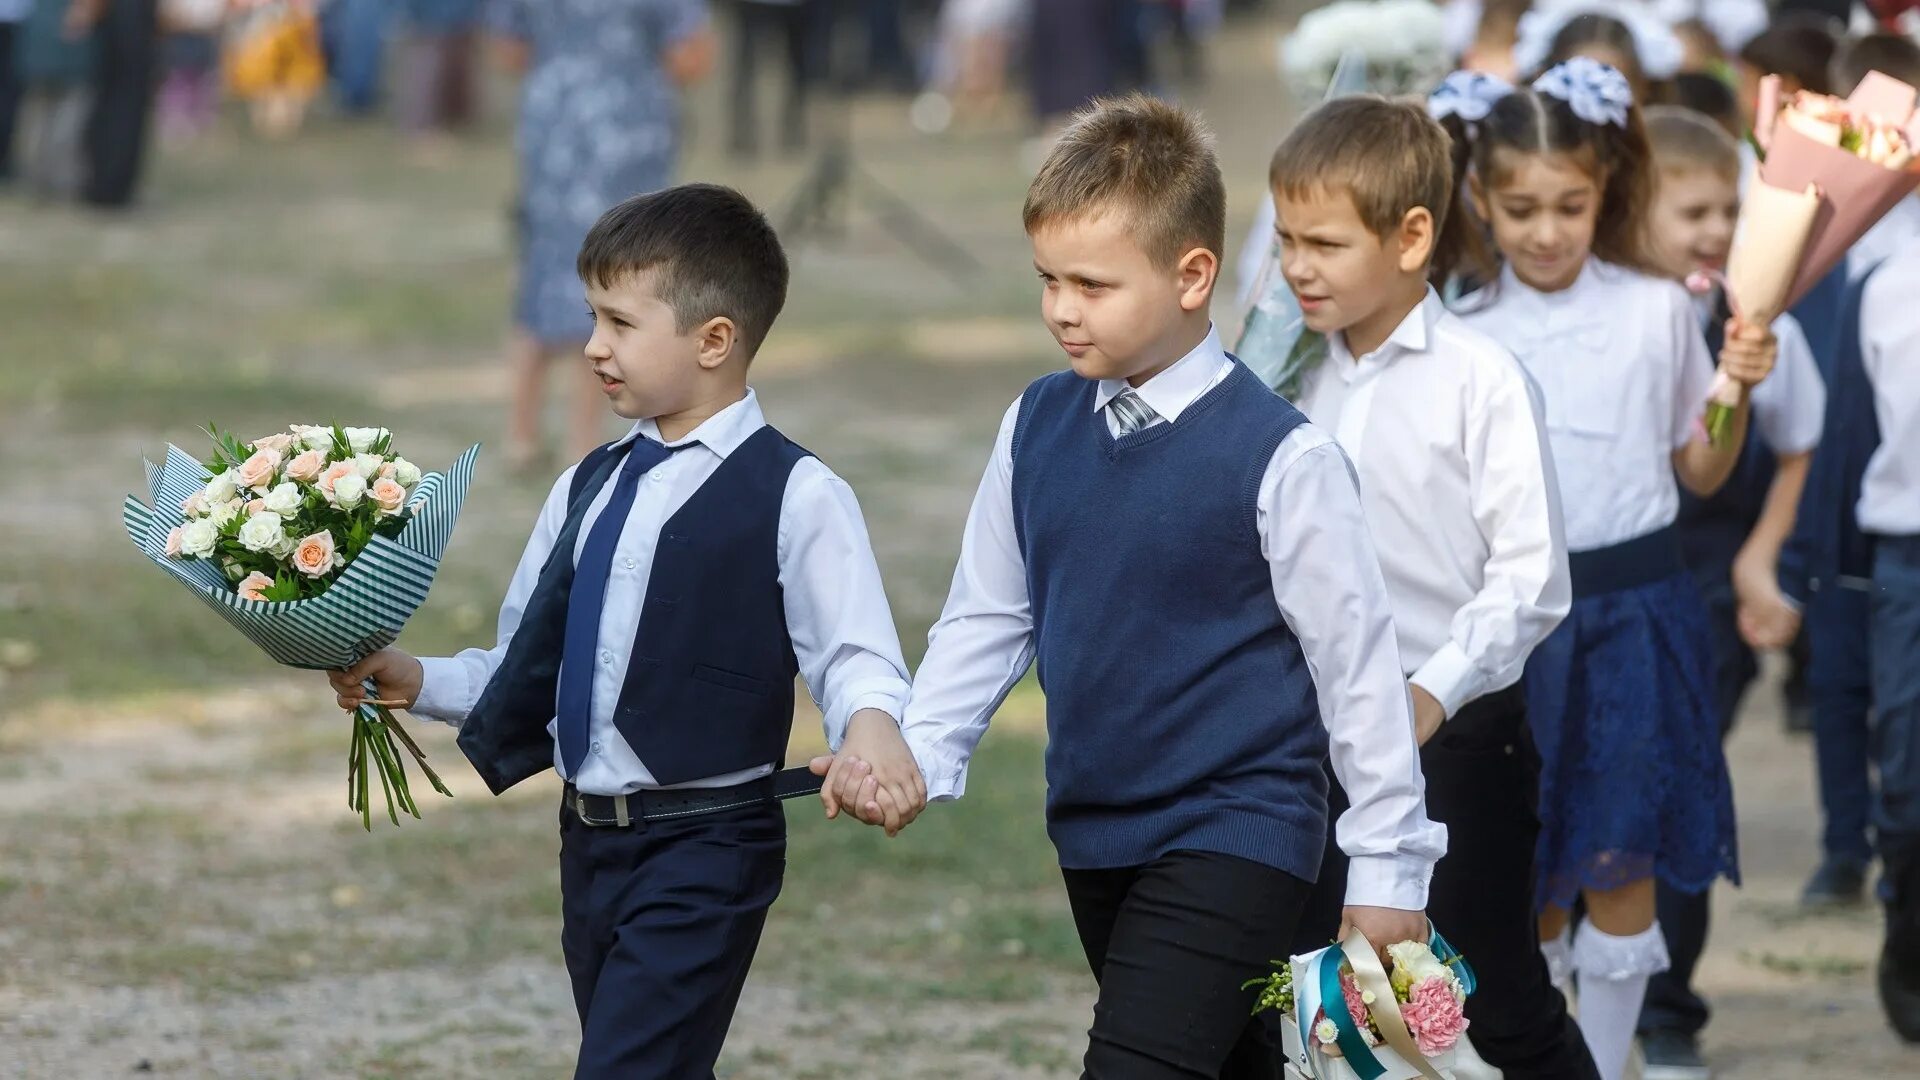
[344,427,388,454]
[179,519,219,558]
[203,470,240,506]
[390,457,421,489]
[237,510,287,554]
[330,473,367,510]
[352,452,385,480]
[263,482,302,517]
[1280,0,1449,98]
[1387,939,1452,995]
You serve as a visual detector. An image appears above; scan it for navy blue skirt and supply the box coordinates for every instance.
[1524,527,1740,911]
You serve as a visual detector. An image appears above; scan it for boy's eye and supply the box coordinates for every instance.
[1081,280,1107,292]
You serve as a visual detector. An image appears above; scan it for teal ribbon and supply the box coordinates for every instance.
[1318,951,1387,1080]
[1429,927,1478,998]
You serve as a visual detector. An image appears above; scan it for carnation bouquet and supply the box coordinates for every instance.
[124,425,479,828]
[1703,70,1920,443]
[1247,929,1476,1080]
[1280,0,1451,100]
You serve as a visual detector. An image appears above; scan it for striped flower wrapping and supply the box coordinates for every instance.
[123,436,480,827]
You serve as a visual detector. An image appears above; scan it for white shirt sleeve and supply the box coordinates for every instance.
[778,460,914,750]
[897,400,1036,800]
[1260,427,1447,910]
[1671,290,1719,450]
[1409,366,1571,718]
[410,467,576,726]
[1752,314,1825,455]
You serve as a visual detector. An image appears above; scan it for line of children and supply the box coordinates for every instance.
[1268,94,1595,1078]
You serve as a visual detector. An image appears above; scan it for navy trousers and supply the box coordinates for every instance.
[1808,586,1876,865]
[1292,689,1598,1080]
[558,797,786,1079]
[1873,537,1920,843]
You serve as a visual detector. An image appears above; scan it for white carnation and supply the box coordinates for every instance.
[330,473,367,510]
[1386,940,1451,988]
[390,457,421,488]
[179,520,219,558]
[203,470,240,505]
[353,452,385,479]
[237,511,286,553]
[263,482,302,517]
[344,426,388,454]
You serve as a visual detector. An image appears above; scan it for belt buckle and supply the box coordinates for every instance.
[573,790,599,826]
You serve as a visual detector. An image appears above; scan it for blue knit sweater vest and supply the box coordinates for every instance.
[1010,359,1328,878]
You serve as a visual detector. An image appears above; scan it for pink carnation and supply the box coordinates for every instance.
[1336,969,1376,1044]
[1399,976,1469,1056]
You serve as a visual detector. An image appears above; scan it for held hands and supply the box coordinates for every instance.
[1409,683,1446,747]
[1719,318,1777,390]
[1340,906,1430,967]
[327,648,424,711]
[1733,550,1802,650]
[807,709,927,838]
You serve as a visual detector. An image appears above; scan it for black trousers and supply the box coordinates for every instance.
[558,798,786,1079]
[1290,687,1599,1080]
[728,0,817,153]
[0,22,19,180]
[1063,849,1310,1080]
[83,0,159,208]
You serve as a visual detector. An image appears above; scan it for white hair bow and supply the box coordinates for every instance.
[1428,70,1515,124]
[1533,56,1635,129]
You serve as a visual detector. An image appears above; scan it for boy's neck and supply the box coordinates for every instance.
[1338,277,1427,360]
[1126,313,1213,388]
[654,384,749,444]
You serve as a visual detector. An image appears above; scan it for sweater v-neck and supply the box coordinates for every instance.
[1095,360,1249,458]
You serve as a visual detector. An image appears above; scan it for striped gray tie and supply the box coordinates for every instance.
[1109,389,1160,436]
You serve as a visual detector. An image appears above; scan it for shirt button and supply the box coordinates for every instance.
[648,469,665,482]
[590,741,602,755]
[623,558,636,570]
[599,650,613,664]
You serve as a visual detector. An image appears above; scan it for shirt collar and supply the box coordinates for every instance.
[1092,323,1231,423]
[1499,258,1602,305]
[613,387,765,459]
[1326,287,1441,370]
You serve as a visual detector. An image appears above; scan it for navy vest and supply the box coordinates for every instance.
[457,426,812,793]
[1009,359,1329,879]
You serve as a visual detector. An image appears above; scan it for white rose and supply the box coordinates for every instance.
[293,424,335,451]
[179,519,219,558]
[263,482,302,517]
[270,532,299,560]
[208,498,244,528]
[203,471,239,505]
[237,510,286,553]
[353,452,385,480]
[390,457,421,488]
[344,427,388,454]
[330,472,367,510]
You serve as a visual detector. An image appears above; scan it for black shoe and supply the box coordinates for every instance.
[1801,857,1869,908]
[1883,842,1920,1042]
[1639,1029,1710,1080]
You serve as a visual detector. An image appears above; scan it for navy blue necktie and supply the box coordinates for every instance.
[556,437,680,778]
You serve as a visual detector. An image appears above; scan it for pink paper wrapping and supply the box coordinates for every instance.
[1725,181,1818,323]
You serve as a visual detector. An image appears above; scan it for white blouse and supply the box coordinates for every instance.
[1458,260,1716,553]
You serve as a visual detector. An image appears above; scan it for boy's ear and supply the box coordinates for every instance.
[1397,206,1437,274]
[1175,245,1220,313]
[695,316,739,370]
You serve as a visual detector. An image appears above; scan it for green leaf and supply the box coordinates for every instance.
[330,424,353,461]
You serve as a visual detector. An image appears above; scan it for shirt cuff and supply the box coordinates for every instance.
[1342,854,1434,911]
[823,680,911,751]
[410,657,473,727]
[1408,642,1483,720]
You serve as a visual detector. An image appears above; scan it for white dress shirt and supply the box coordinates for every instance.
[1459,261,1716,552]
[1298,289,1570,720]
[899,325,1447,910]
[1858,245,1920,536]
[1850,195,1920,282]
[411,390,912,795]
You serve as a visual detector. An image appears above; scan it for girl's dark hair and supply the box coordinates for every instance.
[1439,78,1660,284]
[1544,15,1647,93]
[1431,111,1494,287]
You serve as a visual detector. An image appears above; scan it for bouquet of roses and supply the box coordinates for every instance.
[1703,70,1920,444]
[124,425,479,828]
[1248,929,1475,1080]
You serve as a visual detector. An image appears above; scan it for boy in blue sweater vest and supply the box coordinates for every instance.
[329,185,919,1078]
[867,95,1445,1078]
[1275,94,1592,1079]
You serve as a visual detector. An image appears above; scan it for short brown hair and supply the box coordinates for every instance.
[1645,105,1740,178]
[1833,33,1920,97]
[1022,93,1226,266]
[1271,95,1478,280]
[577,184,789,360]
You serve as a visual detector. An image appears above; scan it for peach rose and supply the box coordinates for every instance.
[164,526,184,558]
[236,571,275,602]
[369,477,407,516]
[286,449,327,484]
[316,461,357,497]
[377,461,397,480]
[291,530,340,579]
[246,499,267,516]
[250,433,295,456]
[236,448,282,491]
[179,492,208,517]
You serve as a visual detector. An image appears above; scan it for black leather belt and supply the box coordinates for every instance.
[564,766,824,827]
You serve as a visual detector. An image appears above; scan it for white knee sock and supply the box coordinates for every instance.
[1542,926,1573,996]
[1573,922,1671,1080]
